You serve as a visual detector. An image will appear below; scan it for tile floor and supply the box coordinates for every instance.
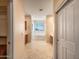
[23,40,53,59]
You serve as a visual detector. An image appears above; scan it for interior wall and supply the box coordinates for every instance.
[46,15,54,35]
[13,0,25,59]
[46,15,54,42]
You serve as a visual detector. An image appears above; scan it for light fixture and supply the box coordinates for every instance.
[39,9,43,11]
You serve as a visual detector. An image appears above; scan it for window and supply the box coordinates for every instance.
[34,21,44,31]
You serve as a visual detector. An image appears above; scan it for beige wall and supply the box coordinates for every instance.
[13,0,25,59]
[46,15,54,42]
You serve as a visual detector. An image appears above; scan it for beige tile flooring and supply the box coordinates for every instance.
[23,40,53,59]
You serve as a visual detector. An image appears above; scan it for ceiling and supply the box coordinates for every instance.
[22,0,53,20]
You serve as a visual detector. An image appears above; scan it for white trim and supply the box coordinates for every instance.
[7,0,13,59]
[53,14,58,59]
[55,0,68,12]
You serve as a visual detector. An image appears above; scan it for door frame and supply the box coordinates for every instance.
[53,13,58,59]
[7,0,13,59]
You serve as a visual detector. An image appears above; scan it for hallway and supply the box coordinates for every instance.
[23,40,53,59]
[1,0,79,59]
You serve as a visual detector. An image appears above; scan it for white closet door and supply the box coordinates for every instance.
[57,0,75,59]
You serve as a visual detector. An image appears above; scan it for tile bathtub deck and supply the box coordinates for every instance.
[23,41,53,59]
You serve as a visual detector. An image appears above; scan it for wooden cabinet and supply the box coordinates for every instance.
[47,35,53,44]
[49,35,53,44]
[0,36,7,59]
[25,15,32,44]
[0,0,8,59]
[25,35,28,44]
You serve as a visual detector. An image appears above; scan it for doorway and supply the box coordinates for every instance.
[22,0,54,59]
